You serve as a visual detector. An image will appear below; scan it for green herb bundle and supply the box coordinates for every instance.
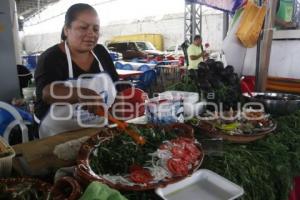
[167,75,198,93]
[201,110,300,200]
[121,110,300,200]
[90,126,179,175]
[0,182,51,200]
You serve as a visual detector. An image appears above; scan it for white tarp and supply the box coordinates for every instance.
[185,0,246,13]
[243,40,300,79]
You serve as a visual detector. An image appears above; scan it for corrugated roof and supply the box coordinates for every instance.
[16,0,60,21]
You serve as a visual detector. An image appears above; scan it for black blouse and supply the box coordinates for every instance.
[34,44,119,120]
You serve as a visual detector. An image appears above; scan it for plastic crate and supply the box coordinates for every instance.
[158,91,199,104]
[158,91,202,117]
[145,98,184,124]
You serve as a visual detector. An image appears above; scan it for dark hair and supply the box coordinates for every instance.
[61,3,97,41]
[194,35,202,41]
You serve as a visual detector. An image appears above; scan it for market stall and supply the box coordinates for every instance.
[3,100,300,200]
[1,0,300,200]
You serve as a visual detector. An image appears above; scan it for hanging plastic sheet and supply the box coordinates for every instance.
[222,8,248,76]
[185,0,247,13]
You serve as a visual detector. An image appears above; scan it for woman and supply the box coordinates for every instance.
[34,3,119,138]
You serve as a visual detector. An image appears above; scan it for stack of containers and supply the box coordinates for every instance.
[146,91,204,124]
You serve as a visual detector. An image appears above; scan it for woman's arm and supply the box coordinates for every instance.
[42,83,103,114]
[43,83,76,104]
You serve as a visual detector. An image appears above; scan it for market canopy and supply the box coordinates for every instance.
[16,0,59,21]
[185,0,247,13]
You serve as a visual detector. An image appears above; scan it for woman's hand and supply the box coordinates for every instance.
[78,88,104,115]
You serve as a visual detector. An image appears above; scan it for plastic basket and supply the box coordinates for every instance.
[0,137,15,177]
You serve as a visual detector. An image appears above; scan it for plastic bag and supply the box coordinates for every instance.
[79,181,127,200]
[222,8,247,76]
[236,1,267,48]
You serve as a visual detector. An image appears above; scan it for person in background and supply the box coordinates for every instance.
[17,64,33,96]
[187,35,207,70]
[181,39,190,66]
[34,3,120,138]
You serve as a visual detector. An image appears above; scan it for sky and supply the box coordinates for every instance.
[23,0,185,34]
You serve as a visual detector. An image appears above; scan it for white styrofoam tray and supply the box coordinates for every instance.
[158,91,199,104]
[151,91,204,117]
[155,169,244,200]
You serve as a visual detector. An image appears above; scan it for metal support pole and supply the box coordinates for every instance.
[191,3,196,42]
[256,0,278,91]
[223,12,229,39]
[184,1,202,43]
[13,2,22,64]
[184,2,191,42]
[0,0,20,101]
[200,5,202,37]
[255,0,263,91]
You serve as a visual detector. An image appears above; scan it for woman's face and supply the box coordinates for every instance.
[64,10,100,52]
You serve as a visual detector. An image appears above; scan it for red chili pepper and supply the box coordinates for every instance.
[96,108,146,145]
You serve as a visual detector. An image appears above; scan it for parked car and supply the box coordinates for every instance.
[165,44,184,57]
[107,41,164,60]
[108,50,122,61]
[164,45,185,64]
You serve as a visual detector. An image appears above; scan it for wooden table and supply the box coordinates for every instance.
[117,69,143,79]
[11,115,147,175]
[12,128,98,174]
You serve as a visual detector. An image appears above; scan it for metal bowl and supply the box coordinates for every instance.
[243,92,300,116]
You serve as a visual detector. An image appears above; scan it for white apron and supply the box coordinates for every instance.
[38,42,116,138]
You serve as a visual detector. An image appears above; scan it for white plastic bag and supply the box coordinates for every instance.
[222,8,247,76]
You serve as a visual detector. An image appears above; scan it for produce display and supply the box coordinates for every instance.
[201,110,300,200]
[198,110,276,135]
[0,179,51,200]
[168,59,242,110]
[85,124,203,189]
[121,110,300,200]
[2,54,298,200]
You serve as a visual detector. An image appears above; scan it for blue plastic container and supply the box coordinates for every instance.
[146,98,184,124]
[22,54,39,70]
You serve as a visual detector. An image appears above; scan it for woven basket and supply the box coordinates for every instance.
[0,137,15,177]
